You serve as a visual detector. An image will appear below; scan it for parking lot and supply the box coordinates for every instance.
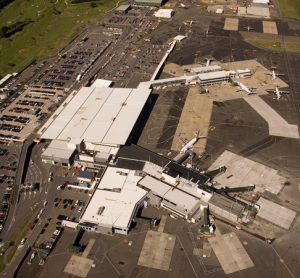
[31,32,112,90]
[22,179,91,265]
[0,142,21,231]
[0,86,65,142]
[96,7,168,87]
[0,6,171,144]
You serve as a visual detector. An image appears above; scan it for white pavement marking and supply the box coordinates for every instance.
[244,96,299,139]
[138,230,176,271]
[263,21,278,34]
[224,18,239,31]
[208,232,254,274]
[209,150,286,194]
[256,198,296,229]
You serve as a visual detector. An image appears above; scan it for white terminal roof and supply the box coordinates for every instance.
[139,175,171,196]
[97,167,138,191]
[163,187,200,212]
[198,70,230,81]
[38,86,151,146]
[139,176,203,211]
[91,79,112,88]
[252,0,269,4]
[81,168,147,229]
[42,140,76,160]
[154,9,174,18]
[190,65,222,74]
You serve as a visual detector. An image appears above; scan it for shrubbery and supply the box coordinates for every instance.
[0,20,31,38]
[0,0,14,10]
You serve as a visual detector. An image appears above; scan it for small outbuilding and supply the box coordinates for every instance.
[115,4,131,14]
[154,9,174,18]
[252,0,269,4]
[216,8,224,14]
[134,0,165,7]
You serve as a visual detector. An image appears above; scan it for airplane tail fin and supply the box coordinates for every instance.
[194,130,200,138]
[195,130,206,138]
[204,58,213,66]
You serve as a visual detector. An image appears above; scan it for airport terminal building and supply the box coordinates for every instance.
[37,84,152,166]
[79,167,147,235]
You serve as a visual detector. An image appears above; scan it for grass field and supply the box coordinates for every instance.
[0,0,118,76]
[246,39,300,53]
[278,0,300,19]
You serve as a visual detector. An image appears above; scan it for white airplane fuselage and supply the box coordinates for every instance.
[237,82,255,95]
[180,137,198,153]
[205,59,211,67]
[275,87,281,99]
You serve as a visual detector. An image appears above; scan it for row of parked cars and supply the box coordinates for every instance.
[0,174,14,184]
[53,197,84,212]
[0,148,8,156]
[0,189,11,230]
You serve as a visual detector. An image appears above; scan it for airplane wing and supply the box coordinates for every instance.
[266,89,289,95]
[266,89,275,94]
[179,137,188,146]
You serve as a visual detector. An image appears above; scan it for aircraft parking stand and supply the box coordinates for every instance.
[138,230,176,271]
[209,150,286,195]
[208,232,254,274]
[171,88,212,154]
[256,198,297,230]
[64,255,94,277]
[263,21,278,34]
[224,18,239,31]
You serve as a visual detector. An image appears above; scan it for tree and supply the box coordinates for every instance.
[90,2,97,8]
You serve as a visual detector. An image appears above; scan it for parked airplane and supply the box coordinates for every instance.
[235,81,256,95]
[183,20,193,26]
[244,25,254,32]
[267,87,289,100]
[179,3,189,8]
[265,68,285,80]
[180,131,205,153]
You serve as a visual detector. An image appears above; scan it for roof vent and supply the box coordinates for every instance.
[97,206,105,216]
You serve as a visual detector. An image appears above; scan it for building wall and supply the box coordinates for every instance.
[97,225,113,235]
[114,227,129,235]
[79,191,146,236]
[41,150,76,167]
[161,200,188,219]
[134,0,164,7]
[209,203,239,223]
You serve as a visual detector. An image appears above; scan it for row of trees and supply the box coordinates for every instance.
[71,0,102,4]
[0,0,14,9]
[0,20,31,38]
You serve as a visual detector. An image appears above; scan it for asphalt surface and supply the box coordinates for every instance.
[0,3,299,278]
[0,135,34,242]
